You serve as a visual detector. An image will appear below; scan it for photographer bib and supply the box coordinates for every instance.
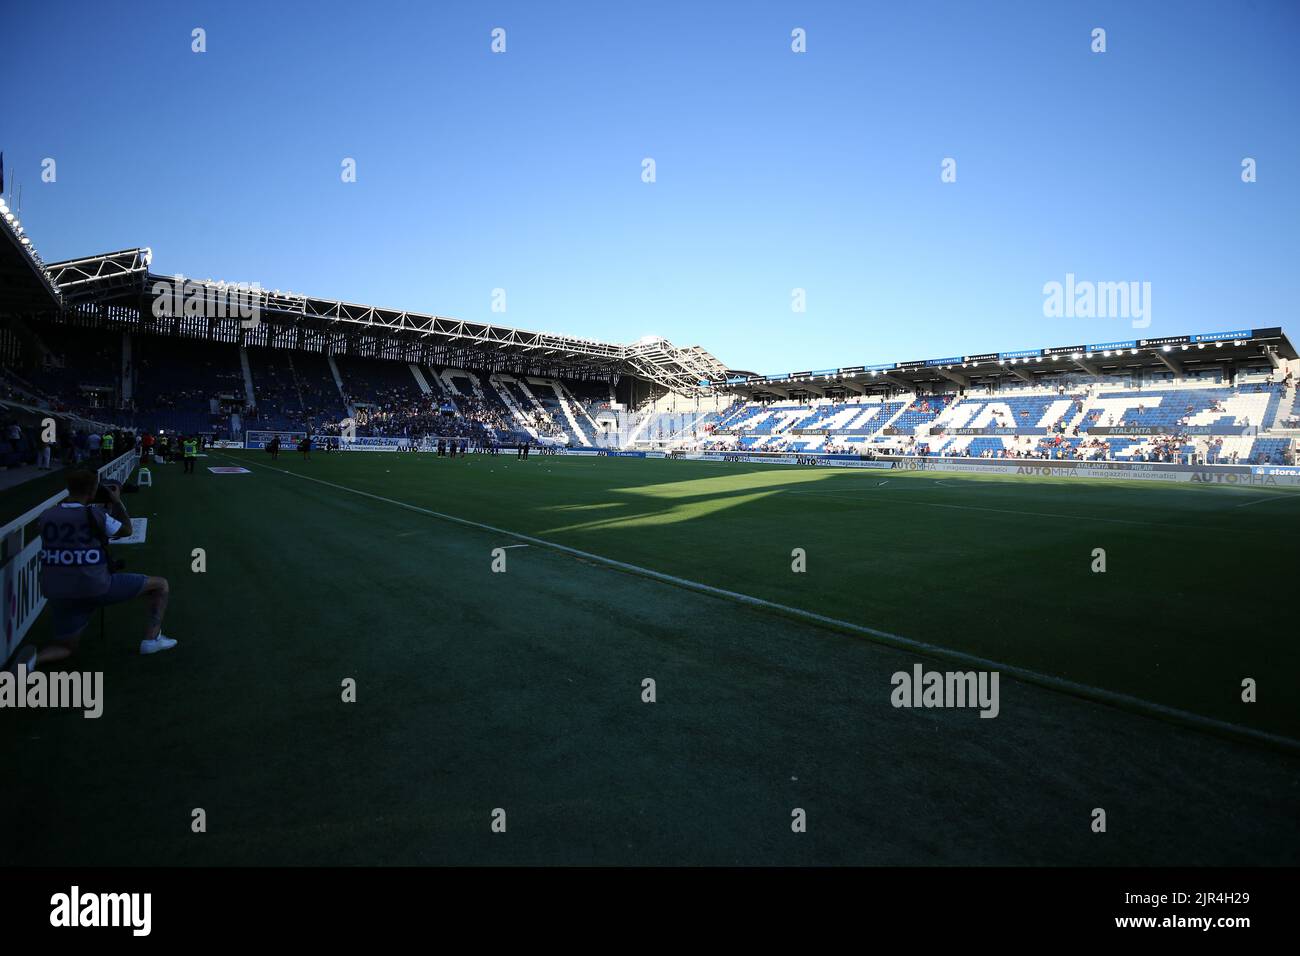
[37,504,115,600]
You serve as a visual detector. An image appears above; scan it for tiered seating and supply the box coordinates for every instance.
[131,337,243,436]
[246,346,302,429]
[289,353,346,426]
[566,379,613,421]
[26,328,120,411]
[1246,438,1290,464]
[1103,388,1231,429]
[891,394,955,431]
[546,382,599,445]
[964,437,1004,457]
[1284,404,1300,428]
[716,378,1296,464]
[337,357,425,406]
[446,371,478,399]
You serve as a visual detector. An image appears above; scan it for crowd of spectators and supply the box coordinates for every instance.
[0,414,144,474]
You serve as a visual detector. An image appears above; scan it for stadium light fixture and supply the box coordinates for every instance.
[1163,345,1172,352]
[0,200,7,213]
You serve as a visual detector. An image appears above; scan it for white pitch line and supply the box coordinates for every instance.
[218,453,1300,754]
[1233,493,1300,509]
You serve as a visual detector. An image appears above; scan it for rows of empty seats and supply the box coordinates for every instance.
[707,380,1295,463]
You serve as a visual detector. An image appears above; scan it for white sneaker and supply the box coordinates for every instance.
[140,635,178,655]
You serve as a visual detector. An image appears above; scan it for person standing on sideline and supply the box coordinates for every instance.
[38,425,54,470]
[182,435,198,474]
[100,430,115,464]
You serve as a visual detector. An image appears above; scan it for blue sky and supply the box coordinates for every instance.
[4,0,1297,374]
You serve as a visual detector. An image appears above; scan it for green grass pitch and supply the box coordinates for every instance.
[4,450,1299,865]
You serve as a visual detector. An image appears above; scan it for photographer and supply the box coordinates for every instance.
[17,469,177,670]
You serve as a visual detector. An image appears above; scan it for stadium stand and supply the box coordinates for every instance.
[130,336,243,437]
[706,372,1297,464]
[1,210,1293,464]
[292,352,349,426]
[9,318,1297,463]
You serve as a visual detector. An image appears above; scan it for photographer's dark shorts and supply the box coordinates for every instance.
[49,573,149,642]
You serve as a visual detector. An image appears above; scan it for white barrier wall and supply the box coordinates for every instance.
[0,451,140,663]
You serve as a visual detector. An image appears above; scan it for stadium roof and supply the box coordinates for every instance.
[715,328,1298,398]
[13,230,1295,399]
[35,247,730,393]
[0,198,61,315]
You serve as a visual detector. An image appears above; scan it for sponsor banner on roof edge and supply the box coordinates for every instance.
[1192,329,1252,343]
[731,329,1263,385]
